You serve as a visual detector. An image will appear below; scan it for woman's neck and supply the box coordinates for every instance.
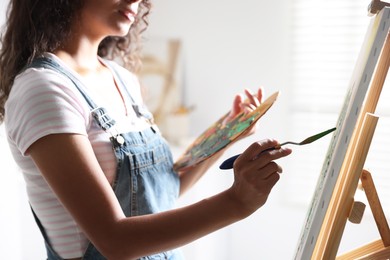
[54,32,105,75]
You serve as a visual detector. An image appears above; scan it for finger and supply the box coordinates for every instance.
[257,161,282,179]
[244,89,260,107]
[254,146,292,165]
[244,147,291,173]
[240,102,257,113]
[230,94,244,117]
[244,106,254,114]
[261,172,281,193]
[250,170,280,197]
[271,146,292,159]
[237,139,280,164]
[257,87,264,103]
[223,94,244,125]
[264,171,281,184]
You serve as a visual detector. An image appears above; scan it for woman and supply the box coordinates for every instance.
[0,0,292,259]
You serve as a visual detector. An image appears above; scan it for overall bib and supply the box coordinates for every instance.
[27,57,182,260]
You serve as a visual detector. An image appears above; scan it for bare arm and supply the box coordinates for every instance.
[29,133,291,259]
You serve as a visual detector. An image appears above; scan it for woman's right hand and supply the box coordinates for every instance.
[228,139,292,217]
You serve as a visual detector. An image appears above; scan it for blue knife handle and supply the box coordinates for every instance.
[219,154,241,170]
[219,146,278,170]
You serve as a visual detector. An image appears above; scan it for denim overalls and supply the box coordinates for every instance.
[27,56,182,260]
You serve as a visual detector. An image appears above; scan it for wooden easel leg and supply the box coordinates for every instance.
[337,170,390,259]
[337,239,385,260]
[360,169,390,246]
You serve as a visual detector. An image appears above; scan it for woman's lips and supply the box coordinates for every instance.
[119,9,135,22]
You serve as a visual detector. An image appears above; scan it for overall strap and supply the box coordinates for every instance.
[30,206,63,259]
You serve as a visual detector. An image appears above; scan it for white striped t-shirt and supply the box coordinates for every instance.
[5,53,151,258]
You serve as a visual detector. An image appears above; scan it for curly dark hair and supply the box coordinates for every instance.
[0,0,151,123]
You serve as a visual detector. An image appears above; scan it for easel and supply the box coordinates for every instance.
[140,39,182,123]
[311,1,390,259]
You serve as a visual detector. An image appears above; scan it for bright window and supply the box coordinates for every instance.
[281,0,390,218]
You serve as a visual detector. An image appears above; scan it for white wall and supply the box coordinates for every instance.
[0,1,383,259]
[145,0,292,138]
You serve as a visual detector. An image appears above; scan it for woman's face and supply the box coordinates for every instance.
[79,0,142,39]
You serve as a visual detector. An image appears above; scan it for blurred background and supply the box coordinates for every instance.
[1,0,390,259]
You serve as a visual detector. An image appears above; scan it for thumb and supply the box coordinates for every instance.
[230,94,243,117]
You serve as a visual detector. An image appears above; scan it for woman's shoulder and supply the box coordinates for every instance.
[5,67,90,153]
[11,65,87,108]
[7,66,90,126]
[14,66,75,93]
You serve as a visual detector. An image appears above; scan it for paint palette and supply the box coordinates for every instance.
[173,91,280,171]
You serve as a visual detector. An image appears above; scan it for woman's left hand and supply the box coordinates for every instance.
[177,87,264,189]
[223,87,264,136]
